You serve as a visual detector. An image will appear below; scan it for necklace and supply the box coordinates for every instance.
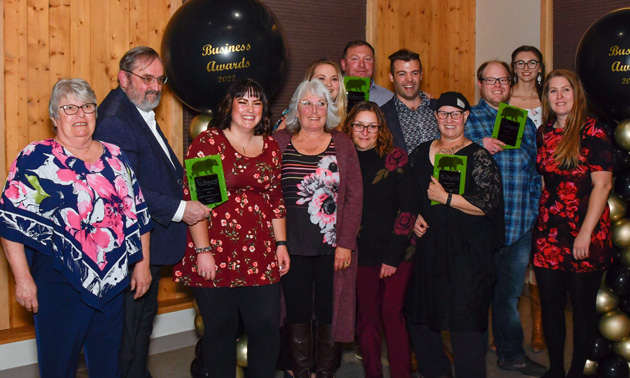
[55,138,92,151]
[436,139,468,155]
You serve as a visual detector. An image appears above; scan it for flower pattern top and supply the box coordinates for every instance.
[356,147,416,267]
[533,117,613,272]
[281,141,339,255]
[0,139,152,309]
[173,129,286,288]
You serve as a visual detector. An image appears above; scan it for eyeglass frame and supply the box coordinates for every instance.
[123,70,168,86]
[481,77,511,85]
[436,110,464,120]
[298,100,327,109]
[514,60,540,70]
[58,103,97,116]
[351,122,381,133]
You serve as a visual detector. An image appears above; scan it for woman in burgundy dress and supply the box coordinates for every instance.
[533,69,613,378]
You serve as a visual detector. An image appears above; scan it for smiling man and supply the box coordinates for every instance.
[380,49,438,154]
[341,40,393,106]
[465,61,544,377]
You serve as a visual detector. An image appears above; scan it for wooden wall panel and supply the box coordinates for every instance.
[0,0,7,331]
[371,0,476,102]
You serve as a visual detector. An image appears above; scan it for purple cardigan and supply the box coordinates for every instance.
[274,129,363,342]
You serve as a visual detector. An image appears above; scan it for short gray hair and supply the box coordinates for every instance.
[49,78,97,120]
[119,46,161,72]
[285,80,340,133]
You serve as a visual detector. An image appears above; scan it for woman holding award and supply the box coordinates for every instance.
[406,92,504,378]
[173,78,289,378]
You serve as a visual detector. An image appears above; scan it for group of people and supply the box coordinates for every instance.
[0,40,613,378]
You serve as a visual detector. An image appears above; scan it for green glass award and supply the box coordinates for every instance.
[184,154,228,208]
[432,154,467,205]
[492,102,528,149]
[344,76,370,112]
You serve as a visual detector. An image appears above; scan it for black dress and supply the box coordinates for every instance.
[406,141,505,332]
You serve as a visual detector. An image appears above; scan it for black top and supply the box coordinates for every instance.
[356,147,416,267]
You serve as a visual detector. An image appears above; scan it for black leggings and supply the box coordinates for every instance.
[534,267,603,378]
[282,254,334,324]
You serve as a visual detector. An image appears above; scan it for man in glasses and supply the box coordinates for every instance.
[95,46,211,378]
[380,48,438,154]
[465,61,544,377]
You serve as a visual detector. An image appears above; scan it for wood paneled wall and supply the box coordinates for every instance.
[368,0,476,102]
[0,0,186,339]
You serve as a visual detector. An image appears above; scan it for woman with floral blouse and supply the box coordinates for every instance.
[274,79,362,378]
[533,69,613,378]
[173,78,289,378]
[341,101,416,378]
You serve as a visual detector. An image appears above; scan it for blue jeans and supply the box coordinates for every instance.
[492,229,532,361]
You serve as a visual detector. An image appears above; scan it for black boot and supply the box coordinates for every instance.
[286,322,313,378]
[315,322,340,378]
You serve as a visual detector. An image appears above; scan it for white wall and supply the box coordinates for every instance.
[475,0,541,101]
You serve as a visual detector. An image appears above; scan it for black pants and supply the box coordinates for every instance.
[193,283,281,378]
[281,254,334,324]
[534,267,603,378]
[120,264,163,378]
[408,322,486,378]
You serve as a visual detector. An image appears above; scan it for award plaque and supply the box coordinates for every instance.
[184,154,228,208]
[492,102,528,149]
[344,76,370,112]
[432,154,467,205]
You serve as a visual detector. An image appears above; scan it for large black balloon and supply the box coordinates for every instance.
[195,338,203,360]
[614,173,630,201]
[620,296,630,315]
[613,146,630,175]
[576,9,630,121]
[190,357,210,378]
[597,355,630,378]
[590,333,613,360]
[162,0,287,114]
[606,265,630,296]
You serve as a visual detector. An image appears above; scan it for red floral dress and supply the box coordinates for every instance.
[173,129,286,287]
[533,117,613,272]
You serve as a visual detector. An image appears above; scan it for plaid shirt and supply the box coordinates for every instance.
[465,99,541,246]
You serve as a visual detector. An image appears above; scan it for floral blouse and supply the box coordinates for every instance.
[173,129,286,287]
[533,117,613,272]
[0,139,151,309]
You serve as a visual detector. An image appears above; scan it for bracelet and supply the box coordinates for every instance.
[194,246,212,254]
[276,241,288,247]
[446,193,452,207]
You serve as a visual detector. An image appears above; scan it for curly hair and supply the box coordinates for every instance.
[341,101,393,157]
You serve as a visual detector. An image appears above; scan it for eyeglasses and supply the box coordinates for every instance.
[123,70,168,85]
[514,60,540,69]
[299,100,327,109]
[481,77,510,85]
[59,103,97,115]
[436,110,464,120]
[351,123,380,133]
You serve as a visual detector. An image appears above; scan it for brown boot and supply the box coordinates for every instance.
[286,322,313,378]
[315,322,340,378]
[530,284,546,352]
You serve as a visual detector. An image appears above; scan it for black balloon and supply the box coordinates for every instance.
[190,357,210,378]
[614,173,630,201]
[606,265,630,296]
[597,355,629,378]
[195,338,203,360]
[162,0,287,114]
[590,333,612,360]
[620,296,630,315]
[576,9,630,121]
[613,146,630,175]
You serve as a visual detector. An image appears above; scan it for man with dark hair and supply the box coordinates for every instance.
[465,60,545,377]
[379,48,437,154]
[341,40,393,106]
[94,46,210,378]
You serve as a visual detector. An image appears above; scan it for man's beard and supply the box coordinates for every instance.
[127,84,162,111]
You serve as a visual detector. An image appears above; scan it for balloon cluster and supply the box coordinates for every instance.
[190,299,248,378]
[589,118,630,377]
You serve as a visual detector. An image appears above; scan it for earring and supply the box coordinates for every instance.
[537,73,542,86]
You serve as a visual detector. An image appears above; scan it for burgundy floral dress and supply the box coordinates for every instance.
[533,117,613,272]
[173,129,286,287]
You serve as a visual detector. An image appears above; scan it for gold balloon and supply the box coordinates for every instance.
[583,359,597,375]
[600,309,630,342]
[612,218,630,249]
[613,337,630,361]
[194,314,204,337]
[615,119,630,151]
[236,335,248,368]
[597,284,620,314]
[189,114,213,140]
[609,192,628,223]
[236,365,245,378]
[621,249,630,268]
